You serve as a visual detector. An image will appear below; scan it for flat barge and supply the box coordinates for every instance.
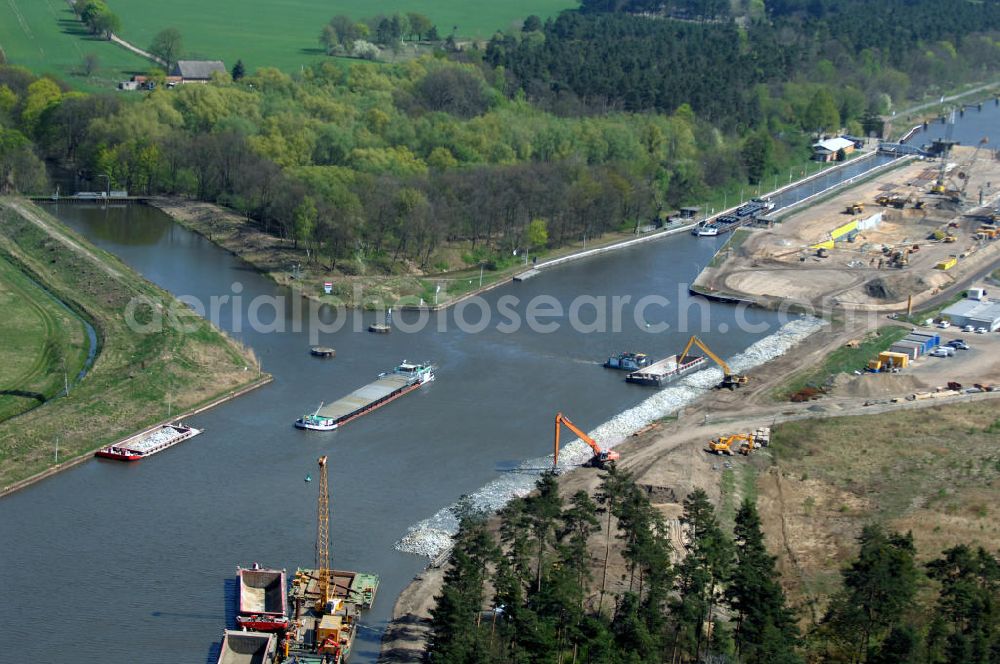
[626,355,707,387]
[216,630,276,664]
[284,567,380,663]
[95,423,201,461]
[295,361,434,431]
[236,565,289,632]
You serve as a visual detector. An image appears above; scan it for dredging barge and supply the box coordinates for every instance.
[295,361,434,431]
[626,354,707,387]
[95,423,201,461]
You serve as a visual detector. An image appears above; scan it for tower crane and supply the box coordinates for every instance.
[553,412,620,469]
[316,455,332,612]
[677,335,749,390]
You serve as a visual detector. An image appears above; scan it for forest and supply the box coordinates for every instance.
[487,0,1000,123]
[1,0,1000,276]
[429,469,1000,664]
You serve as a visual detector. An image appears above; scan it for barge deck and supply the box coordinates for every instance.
[95,423,201,461]
[626,355,707,387]
[295,361,434,431]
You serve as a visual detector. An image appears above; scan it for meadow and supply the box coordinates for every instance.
[0,255,89,422]
[2,0,577,87]
[111,0,576,71]
[0,0,150,87]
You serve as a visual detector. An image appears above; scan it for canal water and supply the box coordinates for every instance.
[4,101,995,663]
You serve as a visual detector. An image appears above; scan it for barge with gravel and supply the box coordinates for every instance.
[626,354,707,387]
[236,565,289,632]
[295,361,434,431]
[95,423,201,461]
[215,630,276,664]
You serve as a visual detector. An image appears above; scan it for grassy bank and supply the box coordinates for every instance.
[760,400,1000,605]
[0,256,90,421]
[775,325,910,399]
[0,198,265,490]
[148,197,688,309]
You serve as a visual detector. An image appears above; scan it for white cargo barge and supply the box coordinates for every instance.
[626,355,707,387]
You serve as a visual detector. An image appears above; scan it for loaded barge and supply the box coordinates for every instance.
[295,361,434,431]
[626,354,707,387]
[236,565,289,632]
[95,423,201,461]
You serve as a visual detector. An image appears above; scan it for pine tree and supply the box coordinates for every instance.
[231,59,246,81]
[823,526,919,662]
[926,545,1000,664]
[669,489,733,663]
[726,499,801,664]
[428,498,499,663]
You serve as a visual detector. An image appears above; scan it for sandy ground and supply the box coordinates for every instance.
[377,296,1000,660]
[695,146,1000,311]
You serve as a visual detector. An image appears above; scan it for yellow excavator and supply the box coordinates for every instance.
[706,433,754,456]
[553,412,620,469]
[678,335,749,390]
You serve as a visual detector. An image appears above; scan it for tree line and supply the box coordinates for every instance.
[72,0,121,41]
[430,469,1000,663]
[319,12,440,59]
[485,0,1000,128]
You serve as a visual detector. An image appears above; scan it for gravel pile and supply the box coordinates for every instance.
[395,316,827,558]
[130,426,182,452]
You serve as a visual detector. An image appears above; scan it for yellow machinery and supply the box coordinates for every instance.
[678,335,749,390]
[316,455,332,612]
[553,412,620,468]
[707,428,770,456]
[707,433,752,456]
[867,351,909,372]
[846,201,864,214]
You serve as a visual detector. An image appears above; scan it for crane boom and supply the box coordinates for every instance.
[316,455,331,609]
[677,335,749,389]
[553,412,620,468]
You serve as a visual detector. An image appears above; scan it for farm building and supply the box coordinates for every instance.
[812,136,856,162]
[171,60,227,83]
[941,297,1000,331]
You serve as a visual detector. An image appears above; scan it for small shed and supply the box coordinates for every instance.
[812,137,856,162]
[171,60,227,83]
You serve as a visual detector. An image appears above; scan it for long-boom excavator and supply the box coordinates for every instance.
[553,412,620,469]
[678,335,749,390]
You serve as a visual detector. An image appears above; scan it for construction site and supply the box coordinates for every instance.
[693,141,1000,310]
[218,456,379,664]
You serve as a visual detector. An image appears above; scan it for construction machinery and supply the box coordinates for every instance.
[846,201,865,215]
[678,335,749,390]
[706,428,770,456]
[316,455,332,612]
[553,412,620,469]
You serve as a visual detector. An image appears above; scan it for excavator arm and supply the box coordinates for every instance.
[554,412,620,468]
[678,335,732,376]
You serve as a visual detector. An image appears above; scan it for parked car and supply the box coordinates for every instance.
[938,320,951,329]
[947,340,970,350]
[929,346,955,357]
[963,324,975,333]
[976,327,988,334]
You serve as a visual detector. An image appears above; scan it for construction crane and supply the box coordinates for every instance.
[553,412,620,469]
[316,455,332,612]
[677,335,749,390]
[954,137,989,202]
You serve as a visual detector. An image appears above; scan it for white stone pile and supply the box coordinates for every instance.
[395,316,828,558]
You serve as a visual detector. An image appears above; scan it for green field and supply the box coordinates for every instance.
[111,0,576,73]
[0,254,89,422]
[0,0,576,86]
[0,0,151,87]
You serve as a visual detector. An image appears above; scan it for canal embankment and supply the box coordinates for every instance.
[0,198,269,493]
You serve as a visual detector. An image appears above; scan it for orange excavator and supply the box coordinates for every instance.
[553,412,620,469]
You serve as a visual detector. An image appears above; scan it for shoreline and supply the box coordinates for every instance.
[0,373,273,499]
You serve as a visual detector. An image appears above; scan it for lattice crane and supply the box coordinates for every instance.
[316,455,332,610]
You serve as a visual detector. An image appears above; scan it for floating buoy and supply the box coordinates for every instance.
[304,475,312,483]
